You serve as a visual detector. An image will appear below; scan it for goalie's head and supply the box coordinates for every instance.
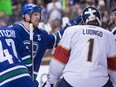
[82,6,101,26]
[21,4,42,18]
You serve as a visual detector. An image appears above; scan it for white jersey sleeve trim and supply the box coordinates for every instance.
[22,55,30,60]
[49,58,64,84]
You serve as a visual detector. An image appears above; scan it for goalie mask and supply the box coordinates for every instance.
[82,6,102,26]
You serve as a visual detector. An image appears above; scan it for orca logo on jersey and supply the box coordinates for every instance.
[24,40,39,58]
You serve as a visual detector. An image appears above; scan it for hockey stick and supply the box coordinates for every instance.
[42,81,47,87]
[30,23,34,80]
[42,80,59,87]
[42,74,49,87]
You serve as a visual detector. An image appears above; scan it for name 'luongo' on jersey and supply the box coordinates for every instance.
[83,29,103,37]
[0,30,16,37]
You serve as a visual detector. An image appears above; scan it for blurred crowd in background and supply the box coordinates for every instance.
[0,0,116,32]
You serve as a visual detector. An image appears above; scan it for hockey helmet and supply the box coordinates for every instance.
[21,4,42,17]
[82,6,101,26]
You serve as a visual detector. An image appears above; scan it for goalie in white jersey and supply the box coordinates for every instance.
[46,7,116,87]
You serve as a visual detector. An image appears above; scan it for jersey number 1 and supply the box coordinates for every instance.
[87,38,94,62]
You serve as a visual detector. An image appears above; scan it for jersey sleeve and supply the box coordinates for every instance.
[53,16,82,46]
[46,16,82,49]
[53,27,73,64]
[48,27,73,84]
[63,16,82,29]
[107,33,116,70]
[107,33,116,86]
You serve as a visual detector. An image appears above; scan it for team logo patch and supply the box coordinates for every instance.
[24,40,39,58]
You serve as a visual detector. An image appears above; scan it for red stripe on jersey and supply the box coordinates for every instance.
[107,56,116,70]
[53,45,70,64]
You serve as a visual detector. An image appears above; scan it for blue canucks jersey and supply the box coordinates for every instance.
[9,16,82,79]
[9,23,63,79]
[0,27,35,87]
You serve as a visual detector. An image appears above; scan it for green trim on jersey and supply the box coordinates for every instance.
[23,58,32,65]
[0,67,29,83]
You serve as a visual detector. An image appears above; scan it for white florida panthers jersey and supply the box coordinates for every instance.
[49,25,116,87]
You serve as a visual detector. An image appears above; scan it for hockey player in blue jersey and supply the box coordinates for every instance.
[0,27,36,87]
[9,3,82,85]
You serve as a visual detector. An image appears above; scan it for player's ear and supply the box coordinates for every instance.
[24,14,31,22]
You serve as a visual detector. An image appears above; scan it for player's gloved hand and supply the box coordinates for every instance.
[66,16,82,27]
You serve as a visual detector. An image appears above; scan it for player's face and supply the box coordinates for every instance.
[31,12,41,27]
[112,11,116,24]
